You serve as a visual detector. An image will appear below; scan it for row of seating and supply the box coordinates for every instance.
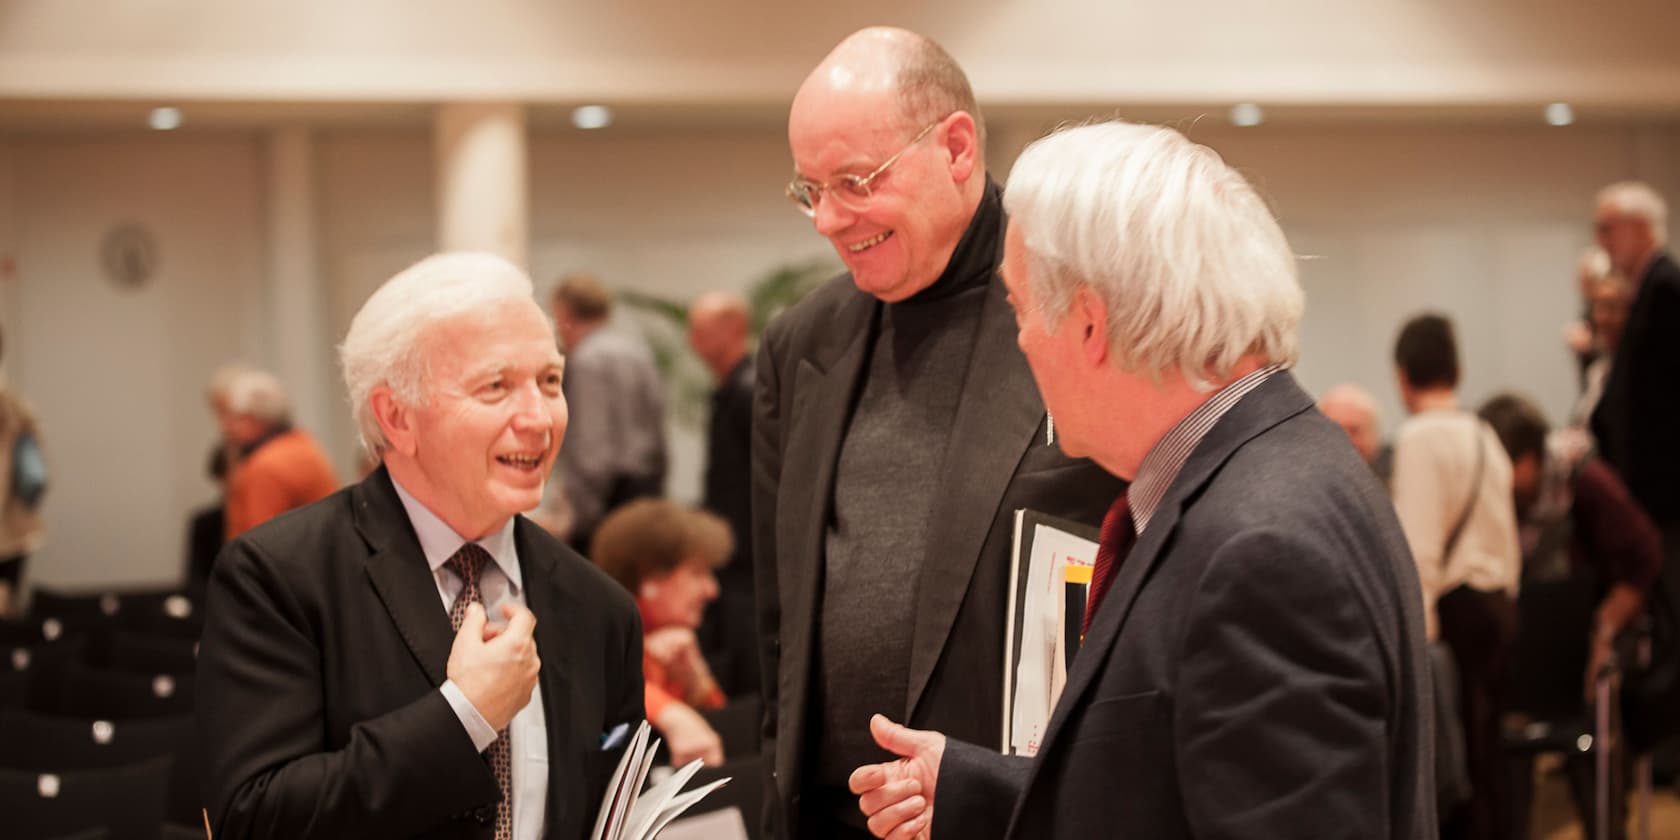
[3,586,206,840]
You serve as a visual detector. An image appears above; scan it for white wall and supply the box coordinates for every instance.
[5,117,1677,589]
[6,133,268,588]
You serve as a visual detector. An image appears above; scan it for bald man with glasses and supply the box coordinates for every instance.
[754,26,1122,840]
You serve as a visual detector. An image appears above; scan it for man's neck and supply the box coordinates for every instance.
[383,458,503,541]
[710,348,747,383]
[1407,387,1458,415]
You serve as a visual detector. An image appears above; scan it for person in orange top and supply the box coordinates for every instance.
[217,368,340,540]
[591,497,731,767]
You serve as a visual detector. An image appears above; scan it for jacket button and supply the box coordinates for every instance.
[474,805,494,825]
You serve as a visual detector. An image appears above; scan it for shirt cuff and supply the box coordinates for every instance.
[441,679,500,752]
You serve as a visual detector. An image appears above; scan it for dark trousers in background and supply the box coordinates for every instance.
[1439,584,1520,840]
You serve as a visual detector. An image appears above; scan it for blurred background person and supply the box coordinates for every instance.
[686,290,760,701]
[1319,381,1393,482]
[216,367,340,540]
[0,325,46,618]
[1563,246,1614,387]
[1569,272,1633,429]
[591,497,732,768]
[184,361,253,588]
[1390,312,1521,840]
[1479,392,1661,840]
[1588,181,1680,768]
[549,273,668,552]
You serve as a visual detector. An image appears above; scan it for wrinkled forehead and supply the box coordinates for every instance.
[416,298,559,372]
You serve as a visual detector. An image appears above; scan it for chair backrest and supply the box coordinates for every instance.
[0,708,201,827]
[54,663,196,720]
[0,755,170,840]
[93,631,199,675]
[29,587,203,639]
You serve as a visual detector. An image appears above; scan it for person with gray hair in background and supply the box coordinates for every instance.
[214,366,340,539]
[760,27,1121,839]
[1589,179,1680,764]
[847,120,1432,840]
[197,252,643,839]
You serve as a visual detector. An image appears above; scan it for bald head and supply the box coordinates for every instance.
[795,27,985,150]
[1319,383,1383,464]
[688,291,751,381]
[788,28,988,302]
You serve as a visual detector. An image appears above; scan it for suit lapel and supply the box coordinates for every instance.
[356,467,456,687]
[906,278,1043,719]
[516,517,578,832]
[1027,373,1315,764]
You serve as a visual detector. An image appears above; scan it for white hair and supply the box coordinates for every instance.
[206,361,255,403]
[340,252,542,455]
[1576,246,1611,281]
[1597,180,1670,246]
[1003,120,1303,388]
[223,369,291,427]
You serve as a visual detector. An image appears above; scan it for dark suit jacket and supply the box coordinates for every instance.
[1592,251,1680,524]
[936,373,1435,840]
[700,357,761,698]
[752,265,1124,838]
[197,466,643,840]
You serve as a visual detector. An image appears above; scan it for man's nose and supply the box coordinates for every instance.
[812,195,855,238]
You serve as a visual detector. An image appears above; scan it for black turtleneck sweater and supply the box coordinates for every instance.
[808,180,1005,807]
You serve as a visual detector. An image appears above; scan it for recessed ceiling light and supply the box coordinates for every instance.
[572,105,612,130]
[148,107,183,131]
[1544,102,1574,127]
[1229,103,1264,127]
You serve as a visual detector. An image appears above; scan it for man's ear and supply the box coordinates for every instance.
[1072,286,1109,367]
[942,111,980,184]
[370,386,418,457]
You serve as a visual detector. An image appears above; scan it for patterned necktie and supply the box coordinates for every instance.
[447,543,513,840]
[1083,492,1137,636]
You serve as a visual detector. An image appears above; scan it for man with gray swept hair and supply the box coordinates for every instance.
[761,26,1121,839]
[198,252,643,840]
[1589,179,1680,754]
[214,367,339,539]
[848,121,1432,840]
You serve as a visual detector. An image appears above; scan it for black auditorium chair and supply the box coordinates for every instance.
[0,708,202,830]
[0,755,170,840]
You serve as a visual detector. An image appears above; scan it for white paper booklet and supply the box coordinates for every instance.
[590,720,731,840]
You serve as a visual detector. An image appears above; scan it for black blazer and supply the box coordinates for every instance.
[1592,251,1680,524]
[196,467,643,839]
[751,267,1123,838]
[936,373,1435,840]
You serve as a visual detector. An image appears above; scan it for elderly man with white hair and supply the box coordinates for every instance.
[847,121,1433,840]
[197,252,644,840]
[1588,180,1680,756]
[214,366,340,539]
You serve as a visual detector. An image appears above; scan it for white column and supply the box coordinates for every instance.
[434,102,528,268]
[267,127,334,444]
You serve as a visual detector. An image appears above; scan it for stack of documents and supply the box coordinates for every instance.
[591,721,731,840]
[1002,510,1099,757]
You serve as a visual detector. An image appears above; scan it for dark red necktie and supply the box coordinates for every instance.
[447,544,513,840]
[1083,492,1136,636]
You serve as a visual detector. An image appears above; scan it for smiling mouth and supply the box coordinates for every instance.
[847,231,893,253]
[496,453,544,470]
